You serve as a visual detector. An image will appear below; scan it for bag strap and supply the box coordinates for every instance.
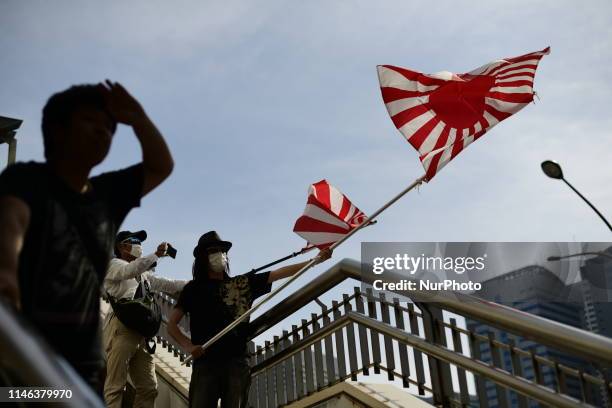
[134,274,152,300]
[136,275,158,354]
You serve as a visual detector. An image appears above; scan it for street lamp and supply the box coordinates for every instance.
[541,160,612,233]
[547,252,612,262]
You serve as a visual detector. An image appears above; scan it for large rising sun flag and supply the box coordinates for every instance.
[293,180,368,249]
[378,47,550,180]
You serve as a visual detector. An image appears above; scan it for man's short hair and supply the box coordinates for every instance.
[41,85,117,160]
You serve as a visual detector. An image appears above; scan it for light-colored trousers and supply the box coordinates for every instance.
[103,313,158,408]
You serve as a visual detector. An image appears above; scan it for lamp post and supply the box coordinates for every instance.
[541,160,612,233]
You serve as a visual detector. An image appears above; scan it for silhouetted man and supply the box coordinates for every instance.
[0,81,173,392]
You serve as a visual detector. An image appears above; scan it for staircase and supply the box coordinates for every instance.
[145,259,612,407]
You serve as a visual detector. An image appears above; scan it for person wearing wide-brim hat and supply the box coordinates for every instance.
[192,230,233,257]
[168,230,332,408]
[103,229,187,408]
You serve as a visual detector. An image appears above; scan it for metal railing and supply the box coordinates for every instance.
[249,311,592,408]
[0,301,106,407]
[149,259,612,407]
[246,286,612,407]
[249,259,612,365]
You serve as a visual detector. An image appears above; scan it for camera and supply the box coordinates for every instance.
[166,244,177,259]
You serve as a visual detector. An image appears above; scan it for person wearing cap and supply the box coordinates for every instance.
[103,230,187,408]
[167,231,332,408]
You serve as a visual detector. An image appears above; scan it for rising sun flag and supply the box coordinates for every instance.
[378,47,550,180]
[293,180,369,249]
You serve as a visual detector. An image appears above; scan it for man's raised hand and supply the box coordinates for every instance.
[99,80,146,126]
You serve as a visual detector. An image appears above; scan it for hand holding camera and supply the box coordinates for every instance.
[155,242,177,258]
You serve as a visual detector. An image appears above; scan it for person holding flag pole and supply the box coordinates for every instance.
[180,179,381,365]
[167,231,332,408]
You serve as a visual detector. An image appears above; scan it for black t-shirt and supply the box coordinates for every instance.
[0,161,144,384]
[176,271,272,360]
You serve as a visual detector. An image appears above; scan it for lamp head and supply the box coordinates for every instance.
[541,160,564,180]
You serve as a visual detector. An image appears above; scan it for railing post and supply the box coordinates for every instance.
[408,303,427,395]
[354,287,371,376]
[301,319,315,394]
[604,368,612,408]
[490,333,510,408]
[331,300,347,380]
[508,339,528,408]
[379,293,396,381]
[393,298,411,388]
[282,330,295,403]
[342,294,359,381]
[256,346,266,408]
[365,288,382,374]
[449,318,470,407]
[247,342,258,408]
[321,305,337,385]
[311,313,326,388]
[469,331,489,407]
[418,302,454,406]
[273,335,287,406]
[579,368,590,404]
[291,325,305,400]
[264,341,276,408]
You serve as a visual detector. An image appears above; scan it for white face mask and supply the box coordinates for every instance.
[130,244,143,258]
[209,252,229,275]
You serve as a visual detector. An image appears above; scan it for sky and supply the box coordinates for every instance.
[2,0,612,390]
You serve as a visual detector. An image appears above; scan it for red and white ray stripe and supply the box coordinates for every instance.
[378,47,550,180]
[293,180,368,249]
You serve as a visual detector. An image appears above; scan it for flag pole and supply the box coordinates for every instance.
[248,220,377,274]
[183,174,427,365]
[247,245,317,274]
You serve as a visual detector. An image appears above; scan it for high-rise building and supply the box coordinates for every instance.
[578,246,612,338]
[468,265,585,407]
[575,246,612,406]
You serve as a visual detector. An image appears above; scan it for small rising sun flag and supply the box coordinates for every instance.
[378,47,550,181]
[293,180,368,249]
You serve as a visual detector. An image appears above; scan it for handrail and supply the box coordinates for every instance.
[0,301,106,407]
[248,258,612,365]
[251,312,594,408]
